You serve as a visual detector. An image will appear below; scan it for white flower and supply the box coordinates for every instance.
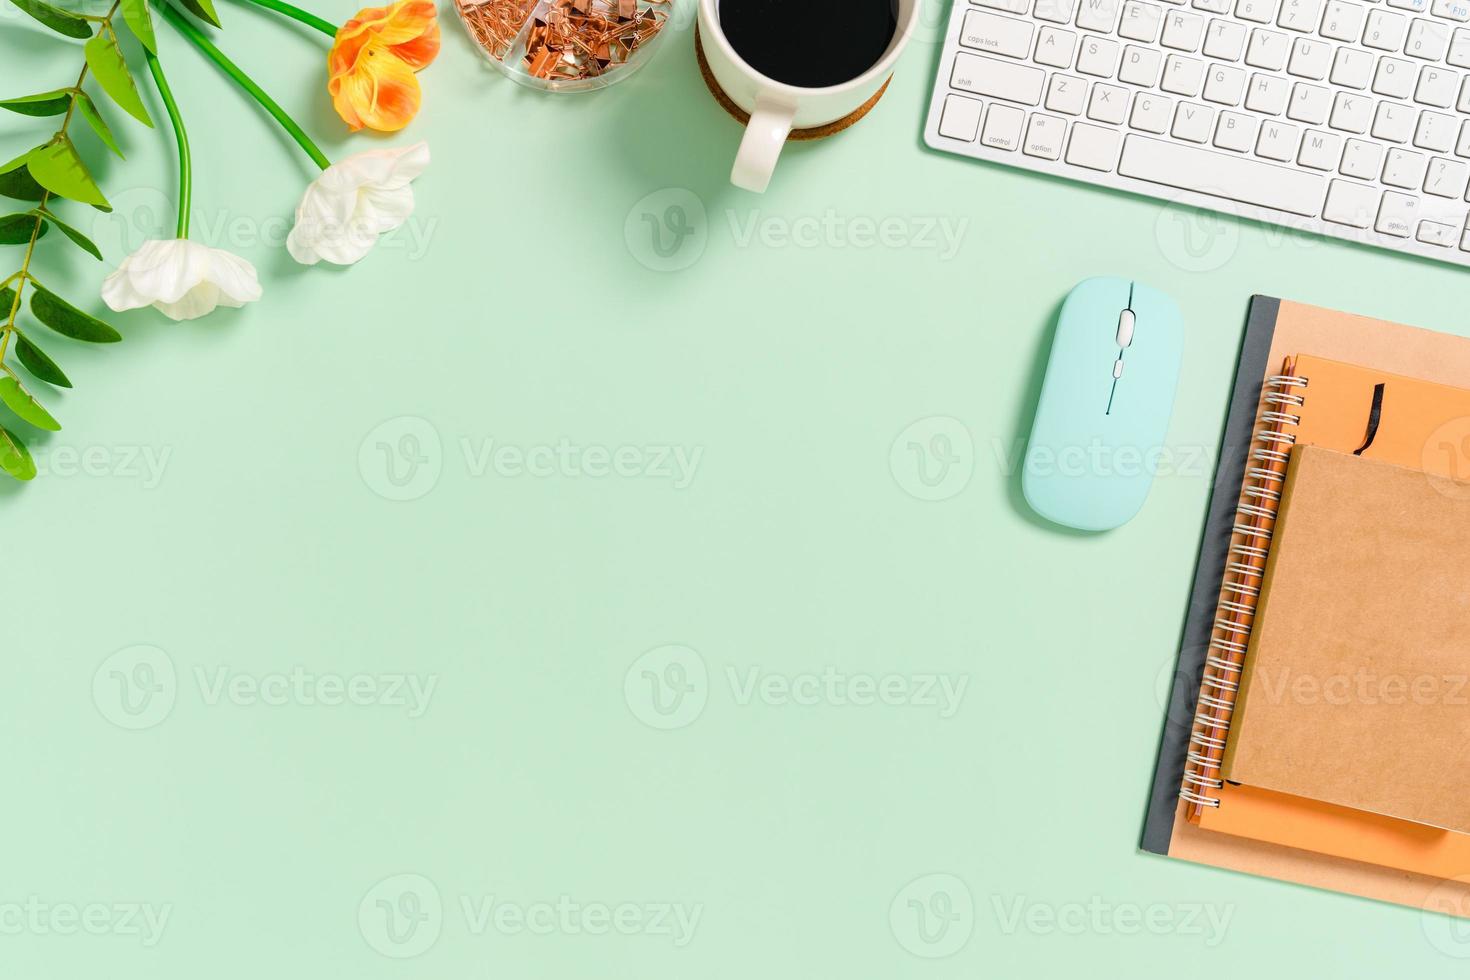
[287,141,429,266]
[101,238,262,321]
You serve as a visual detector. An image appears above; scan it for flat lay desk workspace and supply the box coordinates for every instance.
[3,0,1470,975]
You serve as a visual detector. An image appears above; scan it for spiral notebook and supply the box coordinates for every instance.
[1142,297,1470,916]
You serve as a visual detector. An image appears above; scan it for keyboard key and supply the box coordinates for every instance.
[1459,120,1470,157]
[1088,82,1131,121]
[1162,54,1207,93]
[952,52,1047,103]
[1387,0,1428,11]
[1172,101,1216,140]
[1340,137,1385,176]
[1078,35,1123,74]
[1298,128,1343,168]
[1372,101,1416,142]
[1046,72,1090,113]
[1205,63,1249,102]
[1216,109,1261,148]
[1424,156,1470,196]
[1330,48,1374,88]
[1193,0,1231,11]
[1118,133,1325,212]
[1373,58,1416,98]
[982,103,1027,148]
[1415,110,1458,151]
[1415,67,1458,107]
[961,10,1036,58]
[1131,91,1176,130]
[1036,26,1080,66]
[1120,44,1165,83]
[1363,9,1408,50]
[1236,0,1278,21]
[1024,113,1067,157]
[1162,9,1207,47]
[1257,120,1301,158]
[1076,0,1123,31]
[1066,121,1124,168]
[1034,0,1077,20]
[1460,76,1470,112]
[1204,18,1248,58]
[1375,190,1418,236]
[1451,28,1470,68]
[1418,220,1458,245]
[1329,91,1373,132]
[1246,29,1290,68]
[1276,0,1322,30]
[1323,178,1379,225]
[976,0,1032,12]
[1320,0,1365,41]
[1120,0,1165,38]
[1246,72,1292,112]
[1288,38,1331,78]
[1383,146,1428,186]
[1405,19,1450,61]
[1287,83,1332,123]
[1433,0,1470,20]
[939,95,985,140]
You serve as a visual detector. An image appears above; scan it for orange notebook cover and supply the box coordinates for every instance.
[1189,353,1470,877]
[1223,446,1470,834]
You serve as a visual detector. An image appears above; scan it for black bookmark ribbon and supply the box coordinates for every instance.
[1353,383,1387,456]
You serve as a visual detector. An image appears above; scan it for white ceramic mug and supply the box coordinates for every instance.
[697,0,920,193]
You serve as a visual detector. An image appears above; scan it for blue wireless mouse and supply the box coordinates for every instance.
[1023,277,1184,531]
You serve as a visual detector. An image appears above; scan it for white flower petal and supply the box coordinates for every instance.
[287,142,429,266]
[98,238,261,321]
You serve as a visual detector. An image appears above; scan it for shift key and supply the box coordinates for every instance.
[950,52,1045,106]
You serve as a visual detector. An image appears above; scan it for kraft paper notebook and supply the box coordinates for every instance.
[1141,297,1470,917]
[1223,446,1470,835]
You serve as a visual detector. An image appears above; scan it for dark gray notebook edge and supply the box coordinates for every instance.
[1139,295,1280,856]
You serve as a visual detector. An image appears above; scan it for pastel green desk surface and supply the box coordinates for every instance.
[4,2,1470,976]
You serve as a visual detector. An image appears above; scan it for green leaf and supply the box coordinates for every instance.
[120,0,156,53]
[85,32,152,127]
[25,140,110,209]
[37,207,101,259]
[177,0,222,27]
[0,285,14,317]
[14,331,71,387]
[0,423,36,481]
[0,153,45,203]
[75,91,123,158]
[0,212,46,245]
[0,374,60,430]
[5,0,93,38]
[0,88,74,117]
[29,281,122,343]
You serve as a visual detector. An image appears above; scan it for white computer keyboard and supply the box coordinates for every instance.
[922,0,1470,265]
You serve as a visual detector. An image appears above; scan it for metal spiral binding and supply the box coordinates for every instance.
[1179,371,1307,810]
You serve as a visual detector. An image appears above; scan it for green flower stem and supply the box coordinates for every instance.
[236,0,338,38]
[154,0,331,171]
[144,50,191,239]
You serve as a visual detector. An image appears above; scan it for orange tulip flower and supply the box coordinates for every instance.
[328,0,441,132]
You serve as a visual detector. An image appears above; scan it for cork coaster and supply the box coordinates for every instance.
[695,26,892,141]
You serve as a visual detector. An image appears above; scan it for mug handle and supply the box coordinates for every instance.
[731,95,795,193]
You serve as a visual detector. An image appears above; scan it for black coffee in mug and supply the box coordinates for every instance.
[719,0,899,89]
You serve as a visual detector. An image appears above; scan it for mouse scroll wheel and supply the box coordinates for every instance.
[1116,309,1136,349]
